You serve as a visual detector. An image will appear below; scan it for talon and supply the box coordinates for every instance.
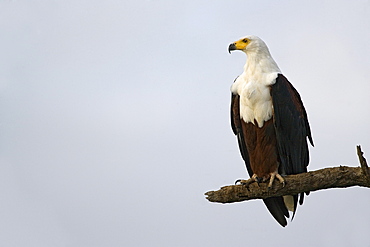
[235,174,258,187]
[267,173,276,189]
[275,173,286,187]
[239,179,254,186]
[267,171,286,189]
[281,181,286,188]
[235,179,242,185]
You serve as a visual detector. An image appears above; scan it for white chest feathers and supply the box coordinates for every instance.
[231,72,278,128]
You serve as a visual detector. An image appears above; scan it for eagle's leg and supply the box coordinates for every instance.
[235,174,259,187]
[267,171,285,190]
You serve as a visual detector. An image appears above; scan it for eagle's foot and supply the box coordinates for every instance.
[267,172,285,190]
[235,174,259,188]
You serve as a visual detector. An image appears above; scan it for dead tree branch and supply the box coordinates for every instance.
[205,145,369,204]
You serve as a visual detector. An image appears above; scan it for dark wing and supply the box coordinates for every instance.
[231,93,252,175]
[231,92,289,227]
[271,74,314,208]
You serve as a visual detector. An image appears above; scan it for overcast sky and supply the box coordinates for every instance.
[1,1,370,246]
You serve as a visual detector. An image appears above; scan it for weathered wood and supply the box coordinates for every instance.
[205,146,369,204]
[357,145,370,179]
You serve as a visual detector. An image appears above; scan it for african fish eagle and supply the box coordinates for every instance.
[228,35,314,227]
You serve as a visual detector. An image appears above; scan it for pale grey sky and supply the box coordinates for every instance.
[0,1,370,246]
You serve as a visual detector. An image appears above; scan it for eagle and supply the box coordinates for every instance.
[228,35,314,227]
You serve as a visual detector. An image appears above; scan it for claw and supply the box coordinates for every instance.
[235,179,242,185]
[267,171,286,189]
[237,178,255,186]
[276,173,286,188]
[235,174,259,187]
[267,173,275,189]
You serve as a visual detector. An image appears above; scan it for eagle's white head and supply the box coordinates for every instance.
[229,35,280,75]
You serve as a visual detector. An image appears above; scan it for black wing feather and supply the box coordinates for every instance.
[231,94,252,174]
[271,74,314,210]
[271,74,313,175]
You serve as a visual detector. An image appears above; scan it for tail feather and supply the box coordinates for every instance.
[263,197,289,227]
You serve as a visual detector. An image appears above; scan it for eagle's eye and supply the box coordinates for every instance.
[242,38,249,43]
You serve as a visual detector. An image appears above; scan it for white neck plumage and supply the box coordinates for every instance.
[243,51,281,78]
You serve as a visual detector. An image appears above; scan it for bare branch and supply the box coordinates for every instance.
[205,147,370,204]
[357,145,369,179]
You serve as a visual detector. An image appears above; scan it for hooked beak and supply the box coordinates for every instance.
[228,43,237,54]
